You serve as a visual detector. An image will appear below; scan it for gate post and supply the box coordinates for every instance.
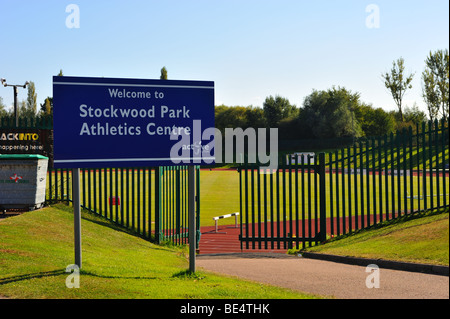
[196,166,201,250]
[188,165,196,273]
[154,167,162,245]
[72,168,82,269]
[176,167,181,238]
[318,153,327,243]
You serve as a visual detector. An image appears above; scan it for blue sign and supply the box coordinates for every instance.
[53,76,215,168]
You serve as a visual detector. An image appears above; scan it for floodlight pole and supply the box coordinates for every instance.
[13,86,18,128]
[1,79,30,128]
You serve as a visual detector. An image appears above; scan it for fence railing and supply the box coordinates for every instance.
[324,121,448,238]
[239,121,449,250]
[46,166,200,246]
[0,115,53,129]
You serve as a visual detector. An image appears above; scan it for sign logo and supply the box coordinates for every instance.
[10,174,23,183]
[0,132,39,141]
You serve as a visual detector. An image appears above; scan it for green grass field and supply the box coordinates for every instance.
[200,169,241,226]
[0,204,321,299]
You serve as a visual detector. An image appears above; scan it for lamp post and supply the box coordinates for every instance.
[1,78,30,128]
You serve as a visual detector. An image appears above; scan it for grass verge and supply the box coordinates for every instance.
[293,207,449,266]
[0,204,321,299]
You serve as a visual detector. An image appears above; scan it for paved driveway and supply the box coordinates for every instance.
[197,253,449,299]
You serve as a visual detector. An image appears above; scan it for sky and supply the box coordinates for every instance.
[0,0,448,115]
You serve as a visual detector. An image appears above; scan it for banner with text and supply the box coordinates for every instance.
[0,128,53,160]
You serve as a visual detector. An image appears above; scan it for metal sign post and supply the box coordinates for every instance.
[72,168,82,269]
[188,166,196,273]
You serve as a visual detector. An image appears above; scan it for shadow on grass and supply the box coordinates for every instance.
[0,269,161,287]
[171,270,206,280]
[0,270,66,285]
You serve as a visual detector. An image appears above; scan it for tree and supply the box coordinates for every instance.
[18,100,32,117]
[298,87,363,139]
[245,106,266,129]
[263,95,297,127]
[354,103,395,137]
[26,81,37,116]
[403,103,427,126]
[40,97,53,116]
[214,105,267,134]
[215,105,250,133]
[0,96,7,117]
[422,49,449,121]
[160,67,168,80]
[382,57,415,122]
[422,68,440,122]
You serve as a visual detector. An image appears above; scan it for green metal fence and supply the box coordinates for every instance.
[46,166,200,246]
[0,115,53,129]
[239,121,449,250]
[158,166,201,246]
[239,153,327,250]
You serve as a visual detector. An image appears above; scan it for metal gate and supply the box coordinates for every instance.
[156,165,200,247]
[239,153,327,250]
[239,121,449,251]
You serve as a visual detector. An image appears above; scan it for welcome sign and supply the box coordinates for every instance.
[53,76,215,168]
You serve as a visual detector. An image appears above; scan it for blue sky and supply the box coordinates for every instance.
[0,0,448,114]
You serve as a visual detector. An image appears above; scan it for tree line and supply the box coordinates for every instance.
[216,88,427,141]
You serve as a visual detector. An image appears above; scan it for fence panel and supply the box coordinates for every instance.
[239,153,327,250]
[45,166,201,246]
[239,121,449,250]
[325,121,449,238]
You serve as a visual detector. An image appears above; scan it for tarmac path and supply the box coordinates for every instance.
[197,253,449,299]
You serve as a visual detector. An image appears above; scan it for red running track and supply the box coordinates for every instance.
[198,212,400,255]
[198,224,288,255]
